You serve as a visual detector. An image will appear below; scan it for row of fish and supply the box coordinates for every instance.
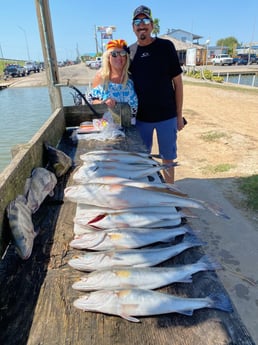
[66,149,232,321]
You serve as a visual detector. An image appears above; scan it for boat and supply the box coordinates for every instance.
[0,1,255,344]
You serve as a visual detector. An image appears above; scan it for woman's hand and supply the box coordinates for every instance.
[105,98,116,108]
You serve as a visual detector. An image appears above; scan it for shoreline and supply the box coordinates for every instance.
[1,62,258,90]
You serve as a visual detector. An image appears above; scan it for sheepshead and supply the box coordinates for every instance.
[6,195,36,260]
[64,183,229,219]
[69,226,192,250]
[68,235,204,271]
[73,289,233,322]
[44,142,73,177]
[72,163,176,182]
[72,255,221,291]
[24,167,57,213]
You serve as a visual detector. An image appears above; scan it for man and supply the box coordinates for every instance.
[129,5,184,184]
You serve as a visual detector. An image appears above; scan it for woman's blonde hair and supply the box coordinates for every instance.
[99,40,130,89]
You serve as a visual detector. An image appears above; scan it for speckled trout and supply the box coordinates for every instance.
[72,255,221,291]
[73,288,233,322]
[64,183,229,218]
[68,236,204,271]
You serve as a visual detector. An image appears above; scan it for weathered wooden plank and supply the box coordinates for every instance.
[0,116,255,345]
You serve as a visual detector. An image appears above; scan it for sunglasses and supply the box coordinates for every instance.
[110,50,127,58]
[133,18,152,26]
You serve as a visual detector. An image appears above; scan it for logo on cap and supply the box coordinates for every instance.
[133,5,152,19]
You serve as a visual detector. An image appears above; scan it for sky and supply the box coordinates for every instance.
[0,0,257,62]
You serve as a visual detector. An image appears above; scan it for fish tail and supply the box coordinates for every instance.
[196,255,222,271]
[200,201,230,220]
[184,234,206,247]
[207,292,233,312]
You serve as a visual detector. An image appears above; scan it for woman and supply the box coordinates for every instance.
[87,39,138,124]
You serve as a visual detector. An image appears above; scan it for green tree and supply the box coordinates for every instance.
[216,36,239,55]
[152,18,160,37]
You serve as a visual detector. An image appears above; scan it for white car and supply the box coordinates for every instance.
[86,57,102,69]
[212,54,233,66]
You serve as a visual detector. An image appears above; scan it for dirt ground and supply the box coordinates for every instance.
[174,78,258,220]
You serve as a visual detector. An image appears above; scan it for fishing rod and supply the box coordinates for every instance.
[66,80,101,117]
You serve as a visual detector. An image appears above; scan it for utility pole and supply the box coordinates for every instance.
[94,25,99,55]
[18,26,30,61]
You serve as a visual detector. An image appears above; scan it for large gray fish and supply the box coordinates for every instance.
[73,288,233,322]
[72,163,176,182]
[69,226,192,250]
[80,152,159,165]
[64,182,229,219]
[83,176,187,197]
[68,235,204,271]
[73,219,185,235]
[72,255,221,291]
[6,195,36,260]
[75,209,188,229]
[24,167,57,213]
[44,142,73,177]
[80,149,152,160]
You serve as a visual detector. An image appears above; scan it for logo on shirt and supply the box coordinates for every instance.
[141,52,150,58]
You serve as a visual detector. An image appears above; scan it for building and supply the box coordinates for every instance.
[161,29,205,65]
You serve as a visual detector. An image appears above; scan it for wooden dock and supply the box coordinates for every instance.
[0,82,10,90]
[0,105,255,345]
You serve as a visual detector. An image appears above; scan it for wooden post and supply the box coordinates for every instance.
[34,0,63,111]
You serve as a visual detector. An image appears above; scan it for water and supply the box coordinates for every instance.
[226,74,258,87]
[0,86,87,173]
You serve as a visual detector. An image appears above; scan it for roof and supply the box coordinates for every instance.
[159,35,204,51]
[167,29,203,41]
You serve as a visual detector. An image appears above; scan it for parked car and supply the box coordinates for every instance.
[24,61,40,75]
[236,54,257,64]
[86,57,102,69]
[212,54,233,66]
[233,56,248,65]
[4,64,26,78]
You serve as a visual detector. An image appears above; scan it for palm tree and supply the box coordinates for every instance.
[152,18,160,37]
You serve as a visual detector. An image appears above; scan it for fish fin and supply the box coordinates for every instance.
[88,214,107,224]
[179,309,194,316]
[178,211,198,219]
[197,255,222,271]
[120,305,141,322]
[177,277,193,283]
[199,200,230,219]
[120,313,140,322]
[207,292,233,312]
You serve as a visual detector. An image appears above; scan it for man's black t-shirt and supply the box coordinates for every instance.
[129,38,182,122]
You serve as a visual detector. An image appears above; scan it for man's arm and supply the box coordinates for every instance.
[173,74,184,130]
